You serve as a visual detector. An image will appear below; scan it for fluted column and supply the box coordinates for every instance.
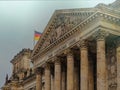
[36,67,42,90]
[66,49,74,90]
[116,39,120,90]
[45,63,51,90]
[96,30,107,90]
[54,57,61,90]
[79,40,88,90]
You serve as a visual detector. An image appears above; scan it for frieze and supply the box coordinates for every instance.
[54,44,67,56]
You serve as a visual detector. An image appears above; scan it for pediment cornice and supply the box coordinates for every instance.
[32,5,120,61]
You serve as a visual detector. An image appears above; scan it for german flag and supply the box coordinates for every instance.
[34,31,42,40]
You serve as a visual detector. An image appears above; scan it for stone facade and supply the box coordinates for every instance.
[2,0,120,90]
[31,0,120,90]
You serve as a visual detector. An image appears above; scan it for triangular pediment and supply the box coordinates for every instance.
[40,11,95,48]
[109,0,120,10]
[32,1,120,59]
[32,8,96,57]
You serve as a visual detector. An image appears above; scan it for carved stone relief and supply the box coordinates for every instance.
[40,12,93,50]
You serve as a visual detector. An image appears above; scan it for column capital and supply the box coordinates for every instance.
[35,67,43,75]
[78,40,88,49]
[93,29,109,41]
[45,62,51,70]
[64,48,73,56]
[54,56,61,65]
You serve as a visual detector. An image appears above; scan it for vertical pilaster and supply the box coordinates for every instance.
[66,49,74,90]
[80,40,89,90]
[36,67,42,90]
[45,63,51,90]
[96,30,107,90]
[54,58,61,90]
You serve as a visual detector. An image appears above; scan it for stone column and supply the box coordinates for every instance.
[62,64,66,90]
[45,63,51,90]
[36,67,42,90]
[74,64,79,90]
[54,57,61,90]
[116,40,120,90]
[51,75,54,90]
[80,40,88,90]
[66,49,74,90]
[96,30,107,90]
[89,60,94,90]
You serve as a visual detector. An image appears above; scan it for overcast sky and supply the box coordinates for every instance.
[0,0,116,88]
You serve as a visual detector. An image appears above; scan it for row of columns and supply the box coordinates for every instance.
[35,34,107,90]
